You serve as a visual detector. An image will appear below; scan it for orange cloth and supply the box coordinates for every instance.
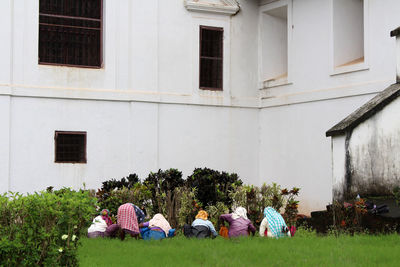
[195,210,208,220]
[219,226,229,238]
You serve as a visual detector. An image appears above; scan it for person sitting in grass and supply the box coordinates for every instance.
[183,210,218,239]
[115,203,140,240]
[87,209,113,238]
[139,213,176,240]
[219,207,256,238]
[259,207,291,239]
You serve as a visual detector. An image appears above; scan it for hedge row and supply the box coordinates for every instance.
[0,189,96,266]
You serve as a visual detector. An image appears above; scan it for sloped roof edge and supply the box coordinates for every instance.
[326,83,400,137]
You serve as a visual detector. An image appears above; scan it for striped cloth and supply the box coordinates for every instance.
[263,207,288,238]
[118,203,139,234]
[132,204,145,224]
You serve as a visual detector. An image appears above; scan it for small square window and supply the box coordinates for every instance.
[199,26,223,90]
[55,131,87,163]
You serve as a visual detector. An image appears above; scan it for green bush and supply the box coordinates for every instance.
[97,184,152,219]
[205,202,229,228]
[176,187,200,228]
[186,168,243,207]
[229,183,300,227]
[144,169,185,227]
[0,188,96,266]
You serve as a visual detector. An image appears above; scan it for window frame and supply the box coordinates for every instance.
[54,131,87,164]
[199,25,224,91]
[258,0,293,89]
[330,0,369,76]
[38,0,103,69]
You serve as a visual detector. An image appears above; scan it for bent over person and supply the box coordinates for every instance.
[259,207,291,238]
[139,213,175,240]
[219,207,256,238]
[117,203,140,240]
[183,210,218,238]
[87,209,113,238]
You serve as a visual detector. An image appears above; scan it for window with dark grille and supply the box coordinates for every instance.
[39,0,102,67]
[55,131,87,163]
[200,26,223,90]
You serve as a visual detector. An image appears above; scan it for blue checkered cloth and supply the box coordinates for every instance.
[263,207,288,238]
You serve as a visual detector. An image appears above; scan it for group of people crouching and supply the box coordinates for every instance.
[88,203,292,241]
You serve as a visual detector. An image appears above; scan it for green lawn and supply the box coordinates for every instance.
[78,230,400,266]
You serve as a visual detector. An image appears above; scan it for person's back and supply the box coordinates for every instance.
[184,210,218,239]
[219,214,255,237]
[219,207,256,238]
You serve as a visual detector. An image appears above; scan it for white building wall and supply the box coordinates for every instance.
[331,135,346,201]
[158,105,259,180]
[259,95,373,213]
[2,0,400,214]
[349,96,400,196]
[0,96,10,192]
[258,0,400,213]
[0,0,260,193]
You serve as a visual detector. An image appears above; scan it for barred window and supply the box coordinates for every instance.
[199,26,223,90]
[55,131,87,163]
[39,0,103,68]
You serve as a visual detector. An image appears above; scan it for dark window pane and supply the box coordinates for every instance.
[200,26,223,90]
[55,132,86,163]
[40,0,101,19]
[39,0,102,67]
[201,29,223,58]
[200,58,222,89]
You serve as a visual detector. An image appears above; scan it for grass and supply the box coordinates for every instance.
[78,230,400,266]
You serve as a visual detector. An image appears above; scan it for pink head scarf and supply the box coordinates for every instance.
[117,203,139,234]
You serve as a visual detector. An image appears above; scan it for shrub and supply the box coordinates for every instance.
[205,202,229,228]
[176,187,200,228]
[0,188,96,266]
[282,187,300,227]
[144,169,185,227]
[100,174,140,192]
[186,168,243,207]
[97,184,152,219]
[229,183,300,227]
[144,169,184,214]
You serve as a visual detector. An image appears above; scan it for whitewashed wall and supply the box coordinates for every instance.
[258,0,400,213]
[0,0,260,194]
[1,0,400,214]
[348,96,400,196]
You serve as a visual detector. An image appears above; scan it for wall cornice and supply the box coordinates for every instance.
[184,0,240,15]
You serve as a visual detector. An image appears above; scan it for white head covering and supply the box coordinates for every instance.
[231,207,248,220]
[149,213,172,236]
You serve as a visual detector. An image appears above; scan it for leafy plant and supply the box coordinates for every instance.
[144,169,185,227]
[176,187,200,228]
[205,202,229,228]
[282,187,300,227]
[186,168,243,207]
[97,184,152,219]
[0,188,96,266]
[392,186,400,206]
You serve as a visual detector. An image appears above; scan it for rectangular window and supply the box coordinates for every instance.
[260,4,288,87]
[199,26,223,90]
[333,0,364,68]
[39,0,103,68]
[55,131,87,163]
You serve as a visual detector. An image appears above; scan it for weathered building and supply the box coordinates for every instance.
[327,28,400,201]
[1,0,399,214]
